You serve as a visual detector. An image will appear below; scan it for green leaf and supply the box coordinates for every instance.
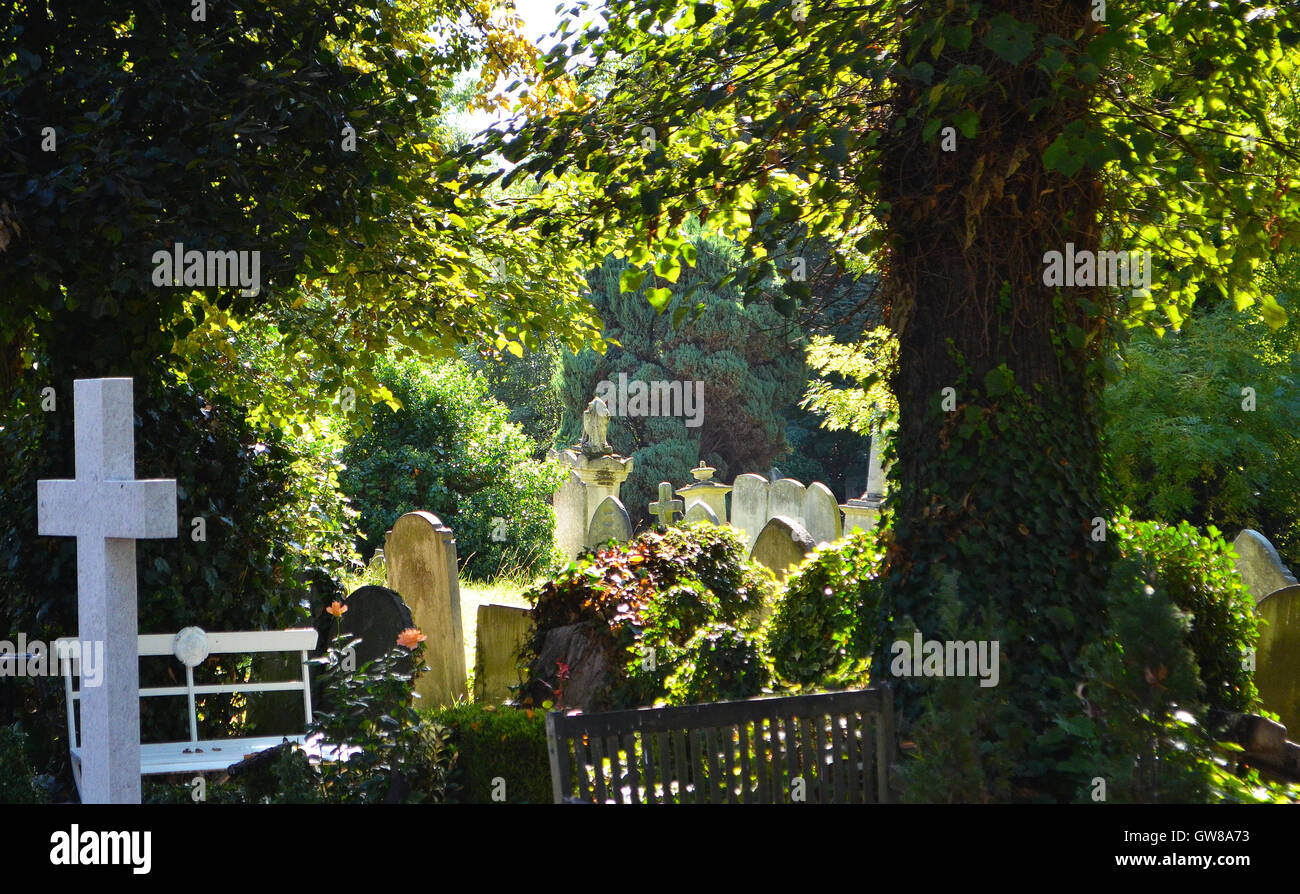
[620,268,649,293]
[953,109,979,139]
[1042,134,1084,177]
[984,364,1014,398]
[982,14,1037,65]
[646,287,673,311]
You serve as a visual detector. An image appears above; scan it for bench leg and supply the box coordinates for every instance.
[71,754,83,803]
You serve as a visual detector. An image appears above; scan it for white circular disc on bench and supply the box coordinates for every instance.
[173,627,210,667]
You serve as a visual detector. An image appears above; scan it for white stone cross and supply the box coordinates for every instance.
[37,379,177,803]
[648,481,683,529]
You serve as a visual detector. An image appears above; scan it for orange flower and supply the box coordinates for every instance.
[326,601,347,618]
[396,627,427,649]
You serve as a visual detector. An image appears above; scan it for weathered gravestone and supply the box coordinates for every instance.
[749,516,816,581]
[37,378,178,804]
[386,512,467,706]
[587,495,632,547]
[1233,529,1298,604]
[731,474,770,549]
[527,623,616,711]
[313,585,415,668]
[553,472,588,560]
[683,500,719,524]
[310,585,416,718]
[769,478,807,528]
[474,603,532,704]
[367,549,386,582]
[1256,584,1300,736]
[802,482,842,546]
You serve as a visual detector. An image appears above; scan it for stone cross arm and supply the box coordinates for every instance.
[39,479,177,540]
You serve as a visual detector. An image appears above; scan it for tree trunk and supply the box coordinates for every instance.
[876,0,1116,798]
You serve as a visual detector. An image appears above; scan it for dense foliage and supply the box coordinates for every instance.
[520,524,774,710]
[429,702,550,804]
[0,724,47,804]
[0,0,599,422]
[339,355,563,580]
[1112,513,1260,714]
[765,530,886,689]
[1105,302,1300,567]
[461,342,566,457]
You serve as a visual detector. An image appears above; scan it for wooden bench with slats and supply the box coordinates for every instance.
[545,685,894,804]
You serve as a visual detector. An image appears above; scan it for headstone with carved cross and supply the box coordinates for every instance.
[36,379,178,804]
[648,481,684,529]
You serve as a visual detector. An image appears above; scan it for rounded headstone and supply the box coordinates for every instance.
[1255,584,1300,736]
[749,516,816,581]
[385,512,467,706]
[313,585,416,669]
[1233,529,1298,605]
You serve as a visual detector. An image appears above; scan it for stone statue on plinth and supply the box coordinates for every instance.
[579,396,613,457]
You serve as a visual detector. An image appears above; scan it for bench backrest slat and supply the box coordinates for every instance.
[58,629,318,749]
[546,685,894,804]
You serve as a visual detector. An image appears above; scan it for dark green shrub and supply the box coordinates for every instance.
[1112,512,1259,713]
[429,703,550,804]
[521,523,774,709]
[665,624,770,704]
[1029,557,1278,804]
[764,529,886,688]
[0,724,45,804]
[339,355,562,580]
[308,635,455,803]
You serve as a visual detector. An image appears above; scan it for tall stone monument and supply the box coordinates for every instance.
[549,396,634,559]
[842,427,890,535]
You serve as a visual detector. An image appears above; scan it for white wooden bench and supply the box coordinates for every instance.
[58,626,338,798]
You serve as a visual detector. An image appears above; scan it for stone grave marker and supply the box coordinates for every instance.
[749,516,816,581]
[648,481,684,529]
[310,585,416,720]
[802,482,842,546]
[367,549,386,582]
[731,474,770,549]
[36,378,179,804]
[1233,529,1298,604]
[587,495,632,547]
[386,511,467,706]
[683,501,719,524]
[1256,584,1300,735]
[474,603,533,704]
[769,478,807,527]
[553,471,588,560]
[313,585,415,669]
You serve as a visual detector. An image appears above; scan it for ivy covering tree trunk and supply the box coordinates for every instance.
[876,0,1115,791]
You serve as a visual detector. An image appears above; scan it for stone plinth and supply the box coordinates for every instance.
[549,447,634,559]
[841,497,883,536]
[676,462,732,523]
